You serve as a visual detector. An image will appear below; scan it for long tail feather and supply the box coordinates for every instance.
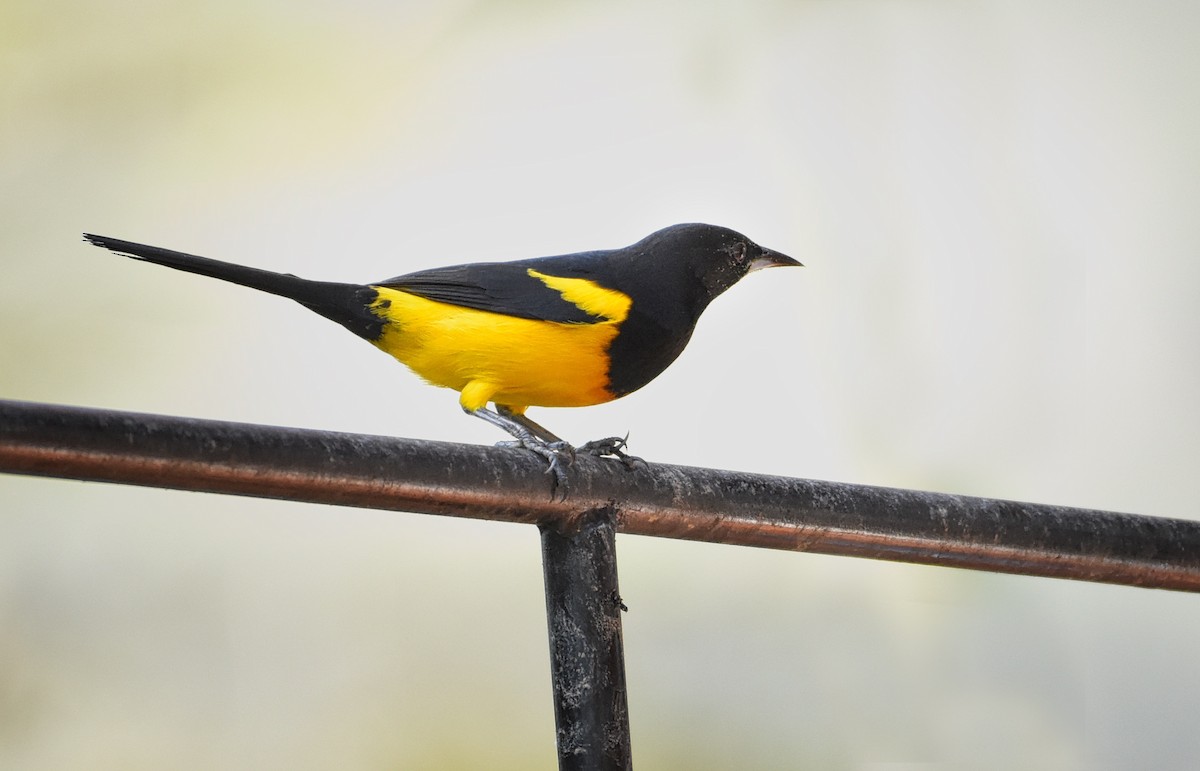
[83,234,384,341]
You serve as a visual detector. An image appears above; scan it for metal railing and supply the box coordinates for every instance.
[3,398,1198,769]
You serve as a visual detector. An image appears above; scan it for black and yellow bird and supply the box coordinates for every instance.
[84,224,799,491]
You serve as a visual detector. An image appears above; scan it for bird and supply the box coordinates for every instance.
[84,224,800,495]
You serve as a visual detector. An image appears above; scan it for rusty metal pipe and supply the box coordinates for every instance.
[2,399,1198,591]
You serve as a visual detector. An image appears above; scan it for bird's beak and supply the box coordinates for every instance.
[748,248,803,272]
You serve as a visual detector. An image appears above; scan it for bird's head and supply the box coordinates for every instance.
[637,223,801,302]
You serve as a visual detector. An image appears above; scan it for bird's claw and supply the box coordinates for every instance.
[496,438,574,500]
[495,433,640,500]
[579,433,645,469]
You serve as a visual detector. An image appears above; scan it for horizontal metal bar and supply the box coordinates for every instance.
[2,399,1197,591]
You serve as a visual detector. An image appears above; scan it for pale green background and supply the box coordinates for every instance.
[2,1,1198,769]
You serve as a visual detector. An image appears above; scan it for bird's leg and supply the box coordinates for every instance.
[469,406,573,499]
[496,406,566,444]
[498,407,642,468]
[494,405,643,470]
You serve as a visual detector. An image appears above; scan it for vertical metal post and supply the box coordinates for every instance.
[540,506,632,771]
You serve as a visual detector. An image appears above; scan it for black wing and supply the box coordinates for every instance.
[375,260,605,324]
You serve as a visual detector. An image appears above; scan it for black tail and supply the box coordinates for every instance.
[84,234,385,341]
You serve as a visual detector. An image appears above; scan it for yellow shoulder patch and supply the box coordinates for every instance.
[527,269,632,323]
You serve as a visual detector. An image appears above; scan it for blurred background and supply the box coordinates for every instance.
[2,0,1199,768]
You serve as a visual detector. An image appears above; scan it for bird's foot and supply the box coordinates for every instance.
[578,433,644,469]
[496,438,576,500]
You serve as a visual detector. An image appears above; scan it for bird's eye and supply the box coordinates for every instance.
[732,242,747,264]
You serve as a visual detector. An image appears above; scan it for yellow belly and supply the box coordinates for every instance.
[369,286,621,411]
